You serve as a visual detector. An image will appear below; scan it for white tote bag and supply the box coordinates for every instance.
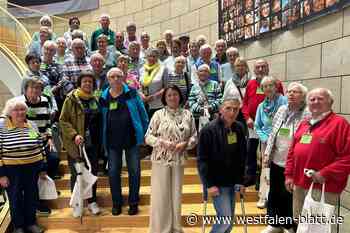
[296,182,335,233]
[38,175,58,200]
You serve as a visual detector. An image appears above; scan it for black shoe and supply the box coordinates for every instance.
[13,228,25,233]
[243,175,257,187]
[128,204,138,215]
[26,224,44,233]
[36,205,51,216]
[112,204,122,216]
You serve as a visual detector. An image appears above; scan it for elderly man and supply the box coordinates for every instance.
[220,47,240,84]
[90,14,115,51]
[90,53,108,98]
[63,38,92,87]
[285,88,350,233]
[140,32,151,59]
[63,16,86,49]
[54,37,69,66]
[192,44,221,84]
[179,35,190,57]
[127,41,144,80]
[213,39,228,65]
[163,30,173,55]
[198,97,246,233]
[115,31,128,55]
[242,59,284,190]
[124,22,139,49]
[28,26,50,57]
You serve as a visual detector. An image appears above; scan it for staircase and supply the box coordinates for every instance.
[38,152,266,233]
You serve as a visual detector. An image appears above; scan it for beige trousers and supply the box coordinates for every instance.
[259,143,270,201]
[293,185,340,233]
[149,162,184,233]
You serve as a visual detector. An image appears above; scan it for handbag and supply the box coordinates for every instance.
[38,175,58,200]
[296,182,335,233]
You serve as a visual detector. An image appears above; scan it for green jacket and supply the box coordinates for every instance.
[59,90,99,159]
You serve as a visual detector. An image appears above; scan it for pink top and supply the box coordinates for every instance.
[125,73,141,90]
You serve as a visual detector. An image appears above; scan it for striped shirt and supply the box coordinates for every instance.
[63,56,92,87]
[0,118,45,172]
[166,72,191,101]
[15,95,52,137]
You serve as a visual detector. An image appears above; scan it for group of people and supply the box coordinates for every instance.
[0,12,349,233]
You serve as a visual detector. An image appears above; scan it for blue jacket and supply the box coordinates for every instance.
[254,94,288,143]
[100,84,149,148]
[195,58,220,83]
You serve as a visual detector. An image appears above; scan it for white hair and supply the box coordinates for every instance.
[99,14,110,20]
[174,55,186,63]
[287,82,308,97]
[56,37,67,45]
[39,15,52,25]
[215,39,227,48]
[2,97,28,117]
[163,30,173,36]
[261,76,277,86]
[71,38,85,48]
[197,64,210,72]
[90,53,105,63]
[199,44,212,54]
[43,40,57,49]
[226,47,239,56]
[107,67,124,78]
[306,88,334,106]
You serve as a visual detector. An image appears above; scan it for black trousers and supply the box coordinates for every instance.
[267,162,295,229]
[246,138,259,176]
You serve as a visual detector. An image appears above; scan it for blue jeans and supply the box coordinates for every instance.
[108,145,140,205]
[6,162,41,228]
[210,186,236,233]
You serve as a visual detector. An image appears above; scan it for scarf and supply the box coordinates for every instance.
[233,73,249,88]
[142,62,160,88]
[75,88,94,100]
[262,94,280,118]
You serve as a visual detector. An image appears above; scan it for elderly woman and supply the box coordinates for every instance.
[140,48,168,118]
[193,44,221,84]
[100,68,148,216]
[31,15,56,43]
[59,71,101,217]
[220,47,240,84]
[285,88,350,233]
[90,53,109,99]
[156,40,170,62]
[0,98,46,233]
[166,56,191,104]
[94,34,117,71]
[28,26,51,57]
[54,37,68,66]
[223,57,251,102]
[145,85,197,233]
[255,76,287,209]
[164,39,182,73]
[188,64,222,129]
[116,55,141,90]
[261,82,309,233]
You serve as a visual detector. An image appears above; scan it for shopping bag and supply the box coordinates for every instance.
[296,182,335,233]
[198,107,210,132]
[38,175,58,200]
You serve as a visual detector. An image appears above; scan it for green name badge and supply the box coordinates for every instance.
[94,90,102,98]
[27,108,36,118]
[279,127,290,137]
[179,79,187,86]
[256,87,264,94]
[40,63,48,70]
[43,87,52,97]
[89,101,98,110]
[227,132,237,144]
[210,68,217,75]
[109,102,118,110]
[300,134,312,144]
[28,129,39,139]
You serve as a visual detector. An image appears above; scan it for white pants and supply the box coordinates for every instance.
[149,162,184,233]
[259,143,270,201]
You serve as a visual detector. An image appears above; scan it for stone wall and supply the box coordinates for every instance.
[12,2,350,231]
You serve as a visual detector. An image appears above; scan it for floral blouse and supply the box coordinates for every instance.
[145,107,197,166]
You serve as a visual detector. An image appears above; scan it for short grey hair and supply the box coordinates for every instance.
[39,15,52,26]
[56,37,67,45]
[306,87,335,106]
[199,44,212,54]
[107,67,124,78]
[261,76,277,87]
[71,29,84,39]
[287,82,308,97]
[226,47,239,56]
[196,35,207,43]
[215,39,227,48]
[2,97,28,117]
[128,41,140,49]
[163,30,173,36]
[197,64,210,72]
[145,48,159,58]
[99,14,110,20]
[71,38,85,48]
[90,53,105,63]
[221,96,241,105]
[43,40,57,50]
[174,55,186,63]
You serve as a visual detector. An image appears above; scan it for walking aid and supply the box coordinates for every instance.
[239,191,248,233]
[202,185,208,233]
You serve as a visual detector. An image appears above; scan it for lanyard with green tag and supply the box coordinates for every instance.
[89,101,98,110]
[179,78,187,86]
[300,133,312,144]
[43,86,52,97]
[256,87,264,94]
[210,67,217,75]
[109,101,118,110]
[28,129,39,139]
[94,90,103,98]
[27,108,36,118]
[40,63,48,70]
[279,127,290,137]
[227,131,237,145]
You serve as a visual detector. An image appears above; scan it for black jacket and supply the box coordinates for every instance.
[197,117,247,188]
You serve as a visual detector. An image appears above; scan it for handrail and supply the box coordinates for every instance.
[0,42,26,77]
[0,5,31,45]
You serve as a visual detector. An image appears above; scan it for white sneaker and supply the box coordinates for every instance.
[261,225,283,233]
[88,202,101,215]
[72,206,83,218]
[257,198,268,209]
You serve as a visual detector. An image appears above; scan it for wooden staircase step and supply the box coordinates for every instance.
[38,203,266,229]
[58,158,198,174]
[48,185,258,209]
[55,168,201,189]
